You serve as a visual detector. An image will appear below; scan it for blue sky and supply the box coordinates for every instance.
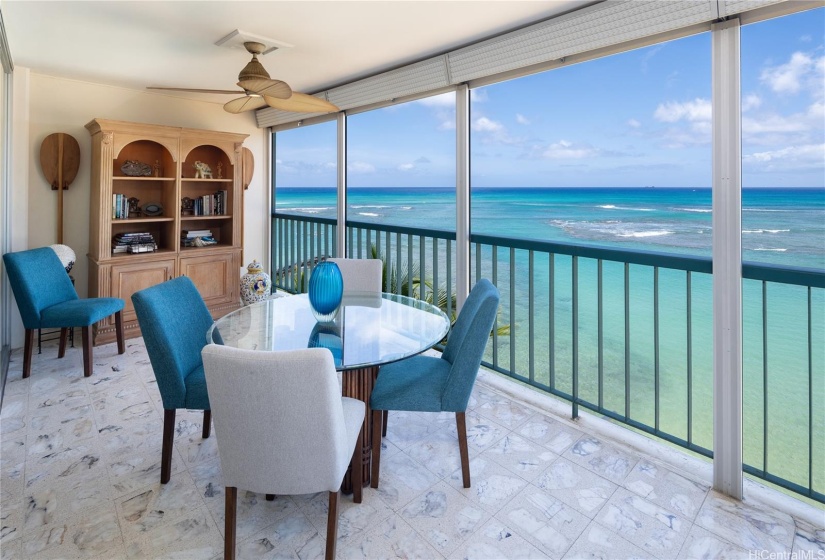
[275,8,824,189]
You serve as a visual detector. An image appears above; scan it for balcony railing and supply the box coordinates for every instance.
[272,211,824,503]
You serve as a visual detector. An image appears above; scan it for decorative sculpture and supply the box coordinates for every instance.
[193,161,213,179]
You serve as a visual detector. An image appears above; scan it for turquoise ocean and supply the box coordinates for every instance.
[275,187,825,494]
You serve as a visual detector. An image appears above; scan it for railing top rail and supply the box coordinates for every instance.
[470,232,714,273]
[272,211,337,226]
[743,261,825,289]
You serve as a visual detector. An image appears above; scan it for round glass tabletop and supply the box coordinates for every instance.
[207,292,450,371]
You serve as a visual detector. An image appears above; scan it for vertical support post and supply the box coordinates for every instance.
[456,84,471,312]
[712,18,743,500]
[336,112,347,259]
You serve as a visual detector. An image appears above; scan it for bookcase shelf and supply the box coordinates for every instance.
[113,217,175,223]
[86,118,248,346]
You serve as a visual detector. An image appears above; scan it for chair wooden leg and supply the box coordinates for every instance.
[352,418,363,504]
[202,410,211,438]
[382,410,388,437]
[22,329,34,379]
[224,486,237,560]
[115,310,125,355]
[161,409,176,484]
[456,411,471,488]
[265,494,275,501]
[325,491,338,560]
[371,409,382,489]
[57,328,69,358]
[81,326,93,377]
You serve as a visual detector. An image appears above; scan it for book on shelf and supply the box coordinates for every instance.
[182,229,212,238]
[189,190,228,216]
[112,232,157,254]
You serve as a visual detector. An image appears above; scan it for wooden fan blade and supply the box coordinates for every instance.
[237,79,292,99]
[147,86,243,95]
[263,92,339,113]
[224,96,269,114]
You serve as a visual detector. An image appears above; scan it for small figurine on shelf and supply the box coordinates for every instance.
[128,197,142,218]
[181,197,194,216]
[193,161,213,179]
[154,160,161,177]
[216,162,223,180]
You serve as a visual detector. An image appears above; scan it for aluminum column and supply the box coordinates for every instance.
[711,18,743,500]
[336,112,347,258]
[456,84,470,311]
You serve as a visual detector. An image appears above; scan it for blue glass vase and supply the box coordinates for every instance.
[308,261,343,322]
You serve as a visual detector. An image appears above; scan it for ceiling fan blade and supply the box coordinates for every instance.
[224,96,269,114]
[263,92,339,114]
[237,79,292,99]
[147,86,243,95]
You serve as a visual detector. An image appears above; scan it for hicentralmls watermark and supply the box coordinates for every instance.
[749,551,825,560]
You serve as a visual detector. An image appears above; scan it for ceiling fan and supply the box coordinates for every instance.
[147,41,339,114]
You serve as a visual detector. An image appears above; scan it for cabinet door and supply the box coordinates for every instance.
[179,252,236,308]
[111,259,176,323]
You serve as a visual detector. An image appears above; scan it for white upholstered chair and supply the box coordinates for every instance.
[201,344,365,560]
[327,258,383,293]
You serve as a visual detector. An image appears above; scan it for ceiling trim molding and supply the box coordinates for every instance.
[258,0,803,129]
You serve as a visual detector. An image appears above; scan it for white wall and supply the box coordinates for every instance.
[8,71,269,348]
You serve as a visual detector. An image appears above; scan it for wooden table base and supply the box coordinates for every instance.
[341,366,378,494]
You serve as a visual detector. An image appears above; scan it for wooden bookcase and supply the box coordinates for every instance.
[86,119,248,345]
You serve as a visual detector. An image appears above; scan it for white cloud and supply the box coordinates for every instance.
[415,92,455,107]
[439,119,456,131]
[742,94,762,112]
[398,163,415,171]
[627,119,641,129]
[654,98,711,123]
[742,114,808,135]
[516,113,531,125]
[744,143,825,168]
[470,89,488,103]
[347,161,375,174]
[540,140,596,160]
[760,52,818,94]
[472,117,503,132]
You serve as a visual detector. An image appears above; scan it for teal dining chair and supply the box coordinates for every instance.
[3,247,125,378]
[131,276,213,484]
[369,278,499,489]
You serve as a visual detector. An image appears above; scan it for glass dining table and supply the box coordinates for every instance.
[206,291,450,493]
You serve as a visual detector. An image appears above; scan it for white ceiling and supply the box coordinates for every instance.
[2,0,589,106]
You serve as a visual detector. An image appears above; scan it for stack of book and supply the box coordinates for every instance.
[181,229,217,248]
[192,190,228,216]
[112,194,132,219]
[112,232,157,254]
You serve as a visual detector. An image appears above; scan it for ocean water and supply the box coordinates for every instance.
[275,187,825,493]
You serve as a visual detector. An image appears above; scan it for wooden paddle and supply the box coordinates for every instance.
[241,147,254,190]
[39,133,80,244]
[240,147,255,254]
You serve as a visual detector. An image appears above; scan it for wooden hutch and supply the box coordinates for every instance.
[86,119,248,345]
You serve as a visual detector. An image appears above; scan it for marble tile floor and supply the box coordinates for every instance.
[1,337,823,560]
